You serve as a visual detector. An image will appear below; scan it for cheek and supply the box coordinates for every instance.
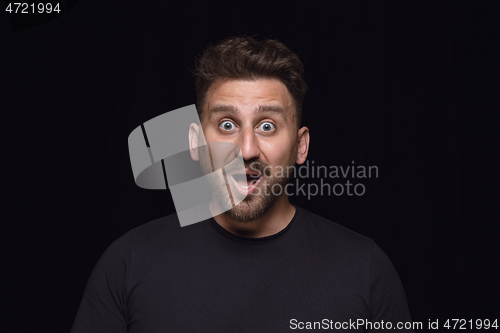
[260,138,295,167]
[200,127,223,145]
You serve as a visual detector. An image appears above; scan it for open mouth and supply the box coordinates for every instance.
[229,171,263,196]
[231,173,261,188]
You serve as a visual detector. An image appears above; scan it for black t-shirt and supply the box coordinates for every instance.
[71,206,414,332]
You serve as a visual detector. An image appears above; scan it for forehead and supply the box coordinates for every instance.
[203,78,294,119]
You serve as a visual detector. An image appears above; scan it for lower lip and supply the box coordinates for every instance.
[230,175,263,197]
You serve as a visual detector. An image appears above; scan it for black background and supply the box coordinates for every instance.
[2,1,497,332]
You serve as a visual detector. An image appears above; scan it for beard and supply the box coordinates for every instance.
[199,143,297,223]
[223,158,294,223]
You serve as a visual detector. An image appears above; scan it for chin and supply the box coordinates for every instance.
[224,192,276,223]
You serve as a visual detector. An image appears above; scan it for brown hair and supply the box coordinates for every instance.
[194,36,307,127]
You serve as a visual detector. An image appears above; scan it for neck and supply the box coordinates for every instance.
[211,194,296,238]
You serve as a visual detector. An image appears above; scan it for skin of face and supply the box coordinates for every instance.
[189,78,310,237]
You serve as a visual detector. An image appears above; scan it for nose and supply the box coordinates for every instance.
[239,127,260,161]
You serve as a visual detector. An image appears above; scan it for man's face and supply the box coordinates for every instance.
[199,78,300,222]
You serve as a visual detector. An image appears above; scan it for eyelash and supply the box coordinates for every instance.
[219,120,237,131]
[219,120,276,133]
[258,122,275,132]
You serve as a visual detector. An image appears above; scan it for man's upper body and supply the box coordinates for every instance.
[71,205,413,332]
[72,36,414,332]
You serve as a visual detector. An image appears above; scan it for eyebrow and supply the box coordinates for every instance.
[209,104,287,120]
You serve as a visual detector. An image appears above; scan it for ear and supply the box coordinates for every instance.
[296,126,310,165]
[189,123,201,161]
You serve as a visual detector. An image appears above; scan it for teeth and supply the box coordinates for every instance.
[237,181,255,189]
[231,175,259,190]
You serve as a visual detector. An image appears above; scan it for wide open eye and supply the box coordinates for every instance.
[258,122,275,132]
[220,120,236,131]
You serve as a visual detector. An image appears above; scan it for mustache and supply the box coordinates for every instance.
[223,158,270,177]
[246,161,270,177]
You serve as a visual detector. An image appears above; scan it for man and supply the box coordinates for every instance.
[71,36,414,332]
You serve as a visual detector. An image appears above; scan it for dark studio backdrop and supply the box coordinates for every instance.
[2,1,496,332]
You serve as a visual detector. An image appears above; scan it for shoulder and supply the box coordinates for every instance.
[294,206,405,289]
[103,212,186,260]
[124,213,182,239]
[119,212,188,247]
[294,205,377,254]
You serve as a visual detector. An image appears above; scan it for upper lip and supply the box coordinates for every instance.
[245,168,261,176]
[228,168,261,177]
